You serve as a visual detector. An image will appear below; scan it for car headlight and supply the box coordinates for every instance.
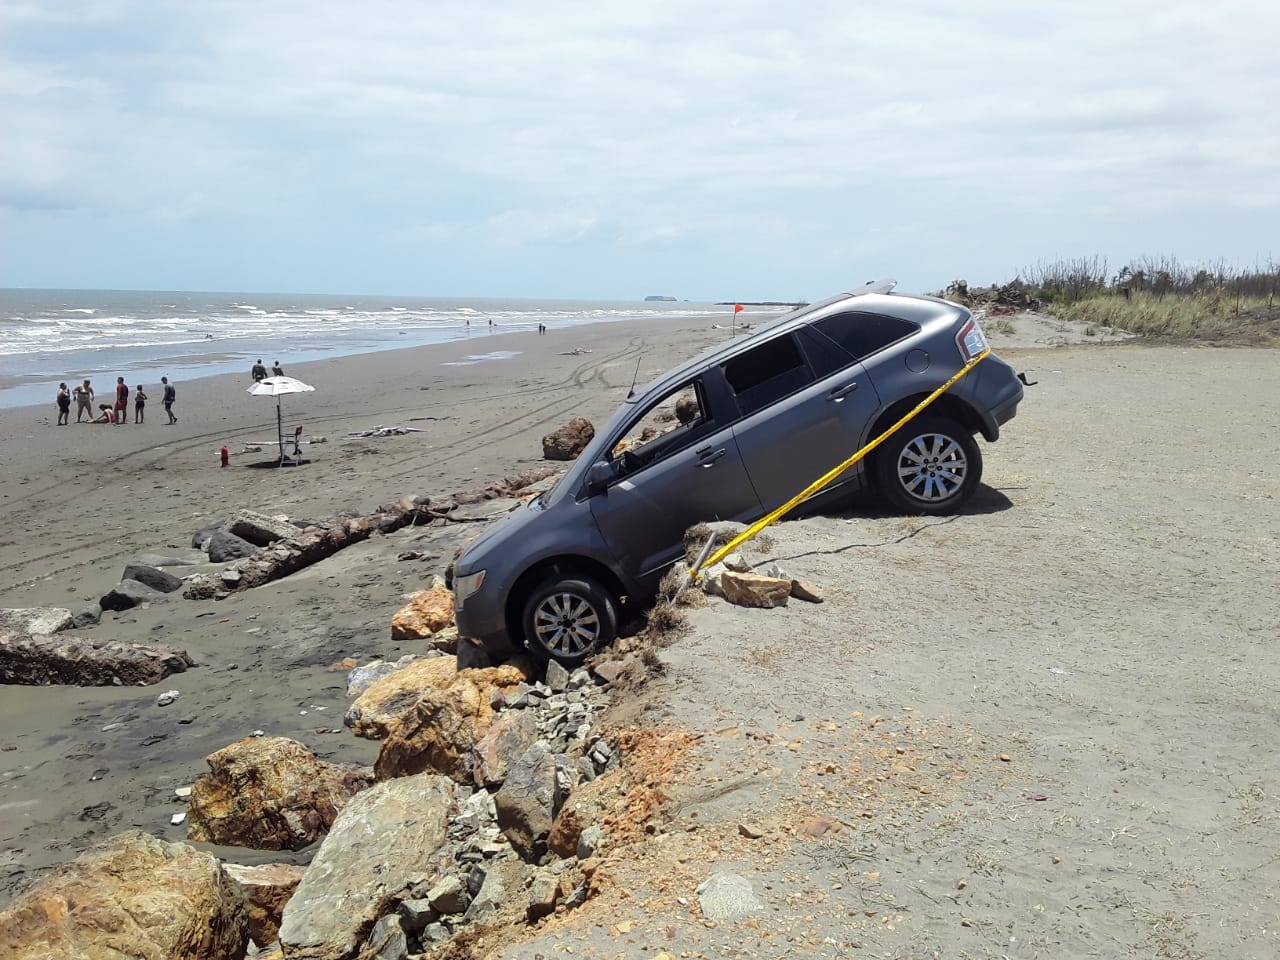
[453,570,486,606]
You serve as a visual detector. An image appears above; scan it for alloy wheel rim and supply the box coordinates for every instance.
[896,432,967,502]
[532,591,601,656]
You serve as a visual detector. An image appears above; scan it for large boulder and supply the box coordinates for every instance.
[221,862,304,949]
[344,656,459,740]
[493,742,564,859]
[471,707,540,788]
[187,736,373,851]
[121,562,185,593]
[100,578,169,612]
[0,831,248,960]
[541,417,595,461]
[373,665,530,783]
[277,774,454,960]
[226,510,298,547]
[0,607,73,636]
[389,587,455,640]
[0,632,193,686]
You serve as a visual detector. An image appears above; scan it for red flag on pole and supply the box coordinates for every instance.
[734,304,744,314]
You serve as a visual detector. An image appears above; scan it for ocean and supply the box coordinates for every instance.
[0,289,742,410]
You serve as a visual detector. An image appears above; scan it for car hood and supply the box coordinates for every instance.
[454,497,546,573]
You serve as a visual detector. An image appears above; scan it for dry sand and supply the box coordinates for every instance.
[2,311,1277,958]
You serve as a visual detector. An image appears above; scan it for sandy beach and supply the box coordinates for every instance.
[0,313,732,899]
[2,311,1277,958]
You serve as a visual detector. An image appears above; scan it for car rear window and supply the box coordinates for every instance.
[811,311,918,362]
[722,333,813,417]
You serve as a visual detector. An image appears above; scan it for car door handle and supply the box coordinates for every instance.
[827,380,859,402]
[696,446,727,467]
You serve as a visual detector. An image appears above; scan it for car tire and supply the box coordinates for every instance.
[874,415,983,515]
[521,575,619,664]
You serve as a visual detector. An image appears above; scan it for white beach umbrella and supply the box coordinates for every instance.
[246,376,316,464]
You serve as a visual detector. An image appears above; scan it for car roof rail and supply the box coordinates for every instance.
[850,279,897,296]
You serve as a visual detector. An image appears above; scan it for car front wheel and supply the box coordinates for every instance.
[874,415,983,515]
[521,575,619,664]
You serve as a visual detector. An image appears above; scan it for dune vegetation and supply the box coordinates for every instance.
[941,255,1280,344]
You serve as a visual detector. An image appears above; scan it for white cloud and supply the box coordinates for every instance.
[1,0,1277,294]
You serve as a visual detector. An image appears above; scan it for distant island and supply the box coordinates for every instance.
[644,295,678,302]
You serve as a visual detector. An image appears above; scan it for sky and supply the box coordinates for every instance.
[1,0,1277,301]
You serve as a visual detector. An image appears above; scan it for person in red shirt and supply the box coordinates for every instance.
[114,377,129,425]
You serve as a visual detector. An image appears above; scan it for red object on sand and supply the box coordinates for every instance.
[220,446,229,467]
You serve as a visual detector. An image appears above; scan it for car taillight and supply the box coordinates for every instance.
[956,316,989,361]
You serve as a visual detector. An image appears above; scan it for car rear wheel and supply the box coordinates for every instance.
[874,415,983,515]
[521,575,619,664]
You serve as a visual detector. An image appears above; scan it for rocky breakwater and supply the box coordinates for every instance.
[0,605,194,686]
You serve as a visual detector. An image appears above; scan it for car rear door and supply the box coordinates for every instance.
[724,329,883,513]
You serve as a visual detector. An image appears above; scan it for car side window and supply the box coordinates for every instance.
[721,333,814,418]
[610,380,710,477]
[810,311,918,362]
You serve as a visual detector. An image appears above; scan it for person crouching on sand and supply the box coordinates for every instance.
[56,383,71,425]
[96,404,115,424]
[134,384,147,423]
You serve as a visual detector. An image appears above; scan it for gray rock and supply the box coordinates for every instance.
[493,742,561,859]
[461,859,530,924]
[100,579,168,612]
[527,870,560,922]
[472,708,539,788]
[70,607,101,629]
[396,897,435,933]
[345,655,417,698]
[360,914,408,960]
[0,607,73,636]
[156,689,180,707]
[696,872,765,921]
[227,510,298,547]
[422,922,449,944]
[543,658,571,693]
[577,824,606,860]
[278,774,454,960]
[723,552,752,573]
[207,529,258,563]
[122,563,184,594]
[191,523,223,550]
[426,876,468,915]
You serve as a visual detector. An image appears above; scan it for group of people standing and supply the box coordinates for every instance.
[57,377,178,426]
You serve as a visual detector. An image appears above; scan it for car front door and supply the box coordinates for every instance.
[587,377,761,587]
[725,330,883,513]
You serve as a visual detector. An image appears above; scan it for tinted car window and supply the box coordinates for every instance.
[721,333,814,417]
[795,325,855,378]
[811,311,918,362]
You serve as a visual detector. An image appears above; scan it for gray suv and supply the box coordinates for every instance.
[454,283,1023,665]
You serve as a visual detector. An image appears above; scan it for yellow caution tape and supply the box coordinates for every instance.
[690,348,990,580]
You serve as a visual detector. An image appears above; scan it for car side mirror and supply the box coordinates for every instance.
[587,459,616,491]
